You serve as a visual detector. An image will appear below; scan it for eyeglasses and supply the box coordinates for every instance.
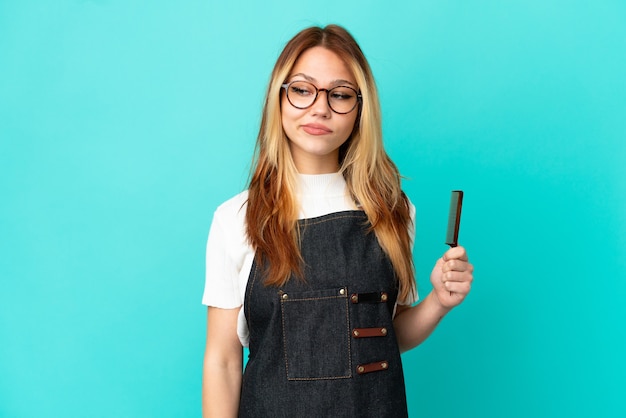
[281,80,361,114]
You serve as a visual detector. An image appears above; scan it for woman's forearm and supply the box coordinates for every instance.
[202,353,242,418]
[393,291,451,353]
[202,307,243,418]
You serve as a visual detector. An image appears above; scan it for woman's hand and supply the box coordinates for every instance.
[430,246,474,310]
[394,246,474,352]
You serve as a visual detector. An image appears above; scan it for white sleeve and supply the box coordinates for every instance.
[202,210,242,308]
[202,192,251,309]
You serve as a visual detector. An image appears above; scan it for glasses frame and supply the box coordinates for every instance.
[281,81,362,114]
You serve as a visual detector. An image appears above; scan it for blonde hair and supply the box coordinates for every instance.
[246,24,415,302]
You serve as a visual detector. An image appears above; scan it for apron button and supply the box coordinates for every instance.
[281,293,289,300]
[381,327,387,335]
[339,288,346,295]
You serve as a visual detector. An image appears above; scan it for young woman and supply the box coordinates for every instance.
[202,24,473,417]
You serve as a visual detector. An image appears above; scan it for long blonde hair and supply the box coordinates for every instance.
[246,24,415,302]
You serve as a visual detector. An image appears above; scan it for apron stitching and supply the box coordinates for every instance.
[300,212,366,227]
[287,375,352,381]
[345,291,353,378]
[280,296,291,379]
[282,295,346,302]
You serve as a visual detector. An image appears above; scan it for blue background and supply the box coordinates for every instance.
[1,0,625,417]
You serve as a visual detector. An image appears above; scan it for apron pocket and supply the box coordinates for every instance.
[280,287,351,380]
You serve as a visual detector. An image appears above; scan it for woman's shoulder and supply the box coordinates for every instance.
[207,190,250,254]
[212,191,248,239]
[212,190,248,229]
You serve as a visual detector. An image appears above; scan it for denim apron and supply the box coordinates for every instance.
[240,211,409,417]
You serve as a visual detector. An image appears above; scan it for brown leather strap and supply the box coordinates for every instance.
[352,327,388,338]
[356,361,389,375]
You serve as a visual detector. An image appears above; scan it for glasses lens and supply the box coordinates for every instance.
[286,81,317,109]
[328,86,358,114]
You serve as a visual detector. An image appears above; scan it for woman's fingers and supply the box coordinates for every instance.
[442,258,473,274]
[441,274,473,294]
[443,245,469,262]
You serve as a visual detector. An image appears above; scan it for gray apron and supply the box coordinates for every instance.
[240,211,408,417]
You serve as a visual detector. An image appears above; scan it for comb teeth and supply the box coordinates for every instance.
[445,191,464,247]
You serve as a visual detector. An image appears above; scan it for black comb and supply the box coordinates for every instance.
[445,191,464,247]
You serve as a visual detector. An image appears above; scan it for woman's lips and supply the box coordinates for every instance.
[301,123,332,135]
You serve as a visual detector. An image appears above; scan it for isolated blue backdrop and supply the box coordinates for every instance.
[1,1,625,417]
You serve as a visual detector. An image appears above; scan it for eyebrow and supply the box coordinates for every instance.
[289,73,357,88]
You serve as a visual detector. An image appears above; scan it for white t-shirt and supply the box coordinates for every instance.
[202,172,417,346]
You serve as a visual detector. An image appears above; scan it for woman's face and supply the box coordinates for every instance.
[281,46,359,174]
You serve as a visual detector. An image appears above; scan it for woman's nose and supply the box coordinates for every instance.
[309,90,332,117]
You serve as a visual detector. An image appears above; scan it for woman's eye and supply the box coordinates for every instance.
[330,90,354,100]
[291,86,313,96]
